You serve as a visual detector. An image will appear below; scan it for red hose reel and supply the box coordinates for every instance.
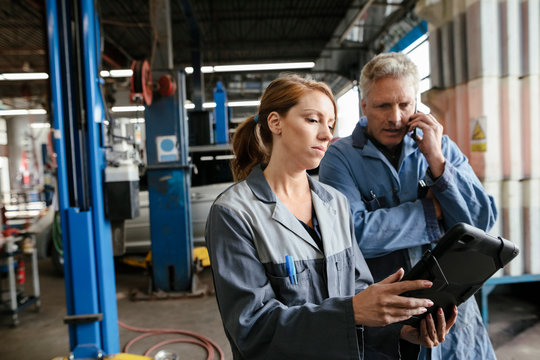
[130,60,153,105]
[130,60,177,105]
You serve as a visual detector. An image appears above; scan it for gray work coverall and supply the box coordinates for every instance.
[206,165,402,359]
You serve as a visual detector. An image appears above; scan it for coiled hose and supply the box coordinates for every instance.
[118,320,225,360]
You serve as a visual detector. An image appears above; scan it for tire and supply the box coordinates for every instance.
[50,241,64,276]
[50,211,64,276]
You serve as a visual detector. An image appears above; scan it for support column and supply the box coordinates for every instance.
[6,117,31,190]
[417,0,540,324]
[499,0,524,275]
[417,0,540,277]
[520,0,540,274]
[146,0,193,292]
[465,0,502,181]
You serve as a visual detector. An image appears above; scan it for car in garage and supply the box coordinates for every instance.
[39,144,234,275]
[119,181,231,254]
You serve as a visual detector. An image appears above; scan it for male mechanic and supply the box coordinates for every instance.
[319,52,497,359]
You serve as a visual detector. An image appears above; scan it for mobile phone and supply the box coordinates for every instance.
[410,102,418,139]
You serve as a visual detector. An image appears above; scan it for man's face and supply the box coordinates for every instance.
[361,76,416,151]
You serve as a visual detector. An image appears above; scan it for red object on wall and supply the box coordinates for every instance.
[158,74,177,97]
[130,60,153,105]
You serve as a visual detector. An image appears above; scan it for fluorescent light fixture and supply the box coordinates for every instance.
[214,62,314,72]
[111,100,260,113]
[215,154,235,160]
[184,62,315,74]
[100,69,134,78]
[31,123,51,129]
[228,100,260,107]
[188,101,258,109]
[0,109,47,116]
[184,66,214,74]
[111,105,145,112]
[0,72,49,81]
[0,61,315,81]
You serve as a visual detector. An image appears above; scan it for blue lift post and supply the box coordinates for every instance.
[145,72,193,291]
[214,81,229,144]
[46,0,119,357]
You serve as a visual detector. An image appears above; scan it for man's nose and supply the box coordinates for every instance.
[389,105,403,125]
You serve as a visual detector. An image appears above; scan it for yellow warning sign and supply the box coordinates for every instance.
[472,122,486,140]
[470,116,487,152]
[471,143,486,152]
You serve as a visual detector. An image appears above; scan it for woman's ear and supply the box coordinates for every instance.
[267,111,282,135]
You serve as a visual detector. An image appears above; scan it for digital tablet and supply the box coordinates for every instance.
[400,222,519,327]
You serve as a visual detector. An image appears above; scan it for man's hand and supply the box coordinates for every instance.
[409,112,445,178]
[400,306,458,347]
[352,268,434,327]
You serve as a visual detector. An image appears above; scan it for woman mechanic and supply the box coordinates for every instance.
[205,75,457,359]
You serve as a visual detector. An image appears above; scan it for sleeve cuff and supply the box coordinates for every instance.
[363,323,403,358]
[421,198,442,242]
[425,161,453,193]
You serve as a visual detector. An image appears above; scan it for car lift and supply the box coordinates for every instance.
[46,0,119,357]
[46,0,197,357]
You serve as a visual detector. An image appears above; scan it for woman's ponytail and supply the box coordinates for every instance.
[231,115,268,181]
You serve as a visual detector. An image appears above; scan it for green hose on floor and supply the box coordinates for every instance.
[52,210,62,256]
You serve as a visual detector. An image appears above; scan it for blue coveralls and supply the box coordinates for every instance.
[319,120,498,360]
[206,165,403,359]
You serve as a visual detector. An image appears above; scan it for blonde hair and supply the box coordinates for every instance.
[359,52,419,98]
[231,74,336,181]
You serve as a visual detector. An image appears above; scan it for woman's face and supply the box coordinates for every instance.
[276,90,335,171]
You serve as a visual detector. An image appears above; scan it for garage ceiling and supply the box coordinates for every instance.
[0,0,423,110]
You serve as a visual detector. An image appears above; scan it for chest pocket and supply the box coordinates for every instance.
[267,267,313,306]
[363,194,389,211]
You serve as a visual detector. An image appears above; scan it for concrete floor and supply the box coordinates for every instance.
[1,258,540,360]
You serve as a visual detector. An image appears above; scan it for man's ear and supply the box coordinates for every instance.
[361,99,367,116]
[267,111,282,135]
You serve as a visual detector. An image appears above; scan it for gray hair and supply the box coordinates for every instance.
[359,52,420,98]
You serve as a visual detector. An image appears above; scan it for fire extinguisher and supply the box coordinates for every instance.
[17,259,26,288]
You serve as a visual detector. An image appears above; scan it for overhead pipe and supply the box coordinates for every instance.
[177,0,204,110]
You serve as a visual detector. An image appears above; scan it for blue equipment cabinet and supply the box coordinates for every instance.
[145,72,193,292]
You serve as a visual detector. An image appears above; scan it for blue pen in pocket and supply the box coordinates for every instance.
[285,255,298,285]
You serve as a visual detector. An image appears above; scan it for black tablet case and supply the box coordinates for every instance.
[400,222,519,327]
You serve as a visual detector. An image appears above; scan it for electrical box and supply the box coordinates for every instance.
[105,165,140,220]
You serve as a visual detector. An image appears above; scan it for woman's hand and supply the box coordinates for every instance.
[400,306,458,347]
[352,268,435,327]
